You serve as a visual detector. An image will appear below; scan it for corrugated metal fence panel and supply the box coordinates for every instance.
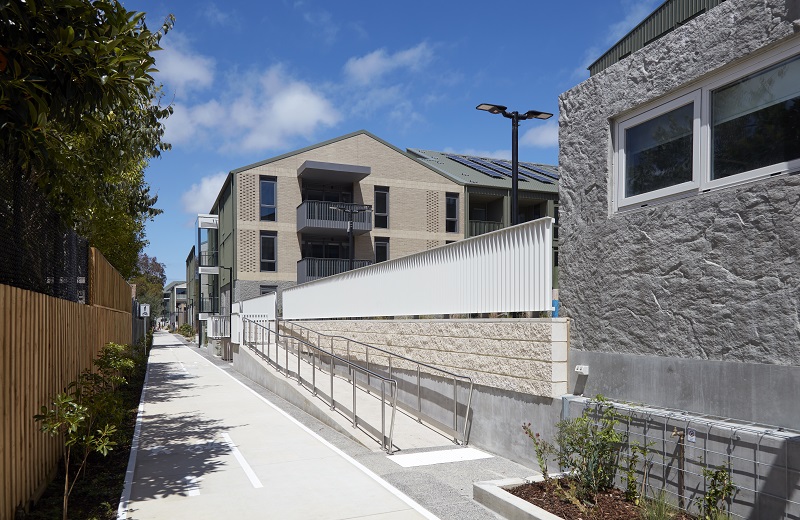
[282,218,553,320]
[589,0,728,76]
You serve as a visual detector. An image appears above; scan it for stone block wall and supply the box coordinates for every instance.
[557,0,800,365]
[286,318,570,398]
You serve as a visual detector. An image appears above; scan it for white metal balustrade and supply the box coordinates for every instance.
[282,217,554,319]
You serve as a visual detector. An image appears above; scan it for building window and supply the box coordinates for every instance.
[260,231,277,272]
[375,237,389,263]
[445,193,459,233]
[613,41,800,212]
[374,186,389,228]
[711,54,800,181]
[260,176,277,221]
[615,92,700,208]
[260,284,277,295]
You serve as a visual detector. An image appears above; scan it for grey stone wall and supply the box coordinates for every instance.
[558,0,800,365]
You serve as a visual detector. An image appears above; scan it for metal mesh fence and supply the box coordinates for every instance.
[567,397,800,519]
[0,160,88,303]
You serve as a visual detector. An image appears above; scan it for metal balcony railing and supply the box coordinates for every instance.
[296,201,372,235]
[297,257,373,284]
[468,220,504,237]
[198,251,218,267]
[199,297,219,314]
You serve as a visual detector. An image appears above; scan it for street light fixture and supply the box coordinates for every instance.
[330,204,371,271]
[476,103,553,225]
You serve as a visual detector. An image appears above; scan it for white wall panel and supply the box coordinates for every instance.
[282,218,553,320]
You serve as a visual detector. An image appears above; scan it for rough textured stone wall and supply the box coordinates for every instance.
[558,0,800,365]
[288,319,570,398]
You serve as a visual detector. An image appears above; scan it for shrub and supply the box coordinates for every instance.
[524,395,626,505]
[177,323,193,338]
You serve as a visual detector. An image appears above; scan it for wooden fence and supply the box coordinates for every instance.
[0,248,133,519]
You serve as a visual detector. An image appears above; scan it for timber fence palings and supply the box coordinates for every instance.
[0,247,133,520]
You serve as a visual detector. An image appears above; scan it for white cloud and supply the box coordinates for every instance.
[302,10,338,45]
[156,32,216,96]
[181,172,228,214]
[202,3,237,27]
[344,42,433,85]
[520,120,559,149]
[163,65,340,153]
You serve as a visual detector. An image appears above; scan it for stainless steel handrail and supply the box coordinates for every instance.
[241,317,398,454]
[279,319,474,446]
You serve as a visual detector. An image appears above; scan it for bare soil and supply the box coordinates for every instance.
[507,479,694,520]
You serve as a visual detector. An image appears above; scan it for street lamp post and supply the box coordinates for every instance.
[476,104,553,225]
[331,205,370,271]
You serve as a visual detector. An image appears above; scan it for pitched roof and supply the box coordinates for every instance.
[406,149,559,193]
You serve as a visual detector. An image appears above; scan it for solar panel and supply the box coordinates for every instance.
[522,163,559,180]
[491,160,553,184]
[445,154,504,179]
[467,157,527,182]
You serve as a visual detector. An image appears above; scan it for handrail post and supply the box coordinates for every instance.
[347,340,351,382]
[330,349,335,410]
[381,381,386,452]
[297,337,302,386]
[417,365,422,422]
[366,347,370,391]
[352,370,357,428]
[312,345,317,395]
[453,377,458,443]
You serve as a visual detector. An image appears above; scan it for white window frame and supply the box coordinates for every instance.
[613,38,800,213]
[701,42,800,191]
[615,91,701,210]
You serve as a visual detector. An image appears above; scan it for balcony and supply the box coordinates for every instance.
[297,257,373,284]
[198,251,218,267]
[199,297,219,314]
[469,220,504,237]
[296,201,373,236]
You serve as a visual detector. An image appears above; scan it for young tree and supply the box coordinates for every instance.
[130,253,167,318]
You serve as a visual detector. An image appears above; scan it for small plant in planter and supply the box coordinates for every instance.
[696,462,736,520]
[520,395,627,514]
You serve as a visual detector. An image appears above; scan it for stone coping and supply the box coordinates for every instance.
[473,474,565,520]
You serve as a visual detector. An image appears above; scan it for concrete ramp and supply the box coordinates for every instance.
[233,342,457,453]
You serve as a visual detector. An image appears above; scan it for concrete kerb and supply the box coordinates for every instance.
[473,475,562,520]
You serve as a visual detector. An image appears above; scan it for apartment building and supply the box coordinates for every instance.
[161,280,187,328]
[186,130,558,336]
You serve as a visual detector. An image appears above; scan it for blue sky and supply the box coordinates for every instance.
[125,0,661,282]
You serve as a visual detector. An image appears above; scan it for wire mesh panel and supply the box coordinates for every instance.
[565,397,800,519]
[0,160,89,303]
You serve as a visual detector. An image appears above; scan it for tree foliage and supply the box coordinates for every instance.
[0,0,174,275]
[130,253,166,318]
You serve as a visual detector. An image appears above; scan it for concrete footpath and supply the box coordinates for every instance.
[119,332,537,519]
